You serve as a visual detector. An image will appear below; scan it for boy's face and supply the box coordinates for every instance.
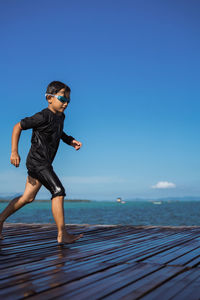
[47,88,70,114]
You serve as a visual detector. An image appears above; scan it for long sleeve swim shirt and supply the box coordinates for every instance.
[20,107,74,172]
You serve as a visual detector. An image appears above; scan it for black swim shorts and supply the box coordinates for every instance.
[28,166,66,200]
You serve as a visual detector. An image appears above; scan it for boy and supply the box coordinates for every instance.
[0,81,83,244]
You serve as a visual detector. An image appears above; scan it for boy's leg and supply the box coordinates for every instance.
[29,167,83,244]
[0,176,42,239]
[51,195,83,244]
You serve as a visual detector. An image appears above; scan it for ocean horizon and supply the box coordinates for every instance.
[1,200,200,226]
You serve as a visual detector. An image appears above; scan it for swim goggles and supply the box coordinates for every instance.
[45,93,70,104]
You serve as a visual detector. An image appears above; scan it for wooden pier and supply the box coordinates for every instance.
[0,223,200,299]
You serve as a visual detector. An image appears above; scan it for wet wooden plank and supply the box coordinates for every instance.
[0,224,200,299]
[49,265,183,300]
[172,273,200,300]
[27,262,163,300]
[141,268,200,300]
[142,242,200,265]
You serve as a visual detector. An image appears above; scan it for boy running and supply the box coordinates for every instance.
[0,81,83,244]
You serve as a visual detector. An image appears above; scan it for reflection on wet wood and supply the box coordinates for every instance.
[0,223,200,299]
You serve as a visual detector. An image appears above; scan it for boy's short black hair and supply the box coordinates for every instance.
[46,81,71,99]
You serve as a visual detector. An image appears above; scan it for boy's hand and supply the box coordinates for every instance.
[70,139,82,150]
[10,151,21,167]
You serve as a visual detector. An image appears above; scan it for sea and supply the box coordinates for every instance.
[1,200,200,226]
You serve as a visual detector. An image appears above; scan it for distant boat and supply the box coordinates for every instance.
[152,201,162,205]
[116,197,126,204]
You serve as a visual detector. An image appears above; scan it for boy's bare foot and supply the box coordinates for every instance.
[0,221,4,239]
[57,231,83,245]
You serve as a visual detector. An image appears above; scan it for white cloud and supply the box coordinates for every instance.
[151,181,176,189]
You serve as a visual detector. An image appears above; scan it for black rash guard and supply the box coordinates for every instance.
[20,107,75,172]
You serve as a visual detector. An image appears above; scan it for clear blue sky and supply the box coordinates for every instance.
[1,0,200,200]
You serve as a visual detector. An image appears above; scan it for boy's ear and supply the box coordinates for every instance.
[46,95,52,103]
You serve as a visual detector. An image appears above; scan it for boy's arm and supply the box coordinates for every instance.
[61,131,82,150]
[10,122,23,167]
[61,131,75,145]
